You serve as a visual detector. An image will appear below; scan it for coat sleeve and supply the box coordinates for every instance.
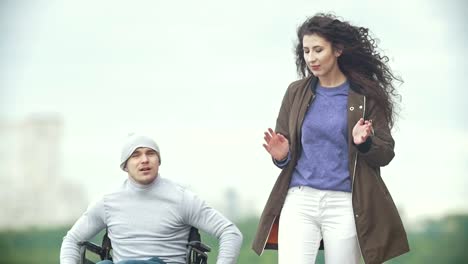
[60,198,107,264]
[354,98,395,167]
[271,83,296,168]
[275,83,294,141]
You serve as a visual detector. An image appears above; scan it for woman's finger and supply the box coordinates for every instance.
[268,128,276,137]
[277,133,286,143]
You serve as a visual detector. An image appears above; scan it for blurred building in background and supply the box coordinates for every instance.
[221,187,258,222]
[224,187,240,222]
[0,114,86,229]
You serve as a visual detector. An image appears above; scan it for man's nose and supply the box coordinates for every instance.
[141,154,149,163]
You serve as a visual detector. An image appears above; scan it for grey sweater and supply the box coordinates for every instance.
[60,176,243,264]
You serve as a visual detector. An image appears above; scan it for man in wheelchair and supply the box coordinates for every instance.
[60,134,243,264]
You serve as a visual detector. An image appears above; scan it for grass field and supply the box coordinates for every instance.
[1,215,467,264]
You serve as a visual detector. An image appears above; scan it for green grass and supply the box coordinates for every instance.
[1,215,467,264]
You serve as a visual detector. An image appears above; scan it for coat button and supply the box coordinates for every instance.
[349,106,355,111]
[355,214,359,218]
[359,105,363,109]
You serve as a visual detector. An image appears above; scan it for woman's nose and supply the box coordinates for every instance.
[306,53,316,63]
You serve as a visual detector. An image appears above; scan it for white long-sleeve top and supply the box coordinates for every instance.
[60,175,243,264]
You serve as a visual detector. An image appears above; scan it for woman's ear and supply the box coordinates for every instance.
[334,49,342,57]
[334,44,344,57]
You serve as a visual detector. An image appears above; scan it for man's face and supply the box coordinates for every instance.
[125,147,160,185]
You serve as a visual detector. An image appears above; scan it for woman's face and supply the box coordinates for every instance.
[302,33,342,79]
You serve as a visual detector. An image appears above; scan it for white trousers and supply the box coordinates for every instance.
[278,186,361,264]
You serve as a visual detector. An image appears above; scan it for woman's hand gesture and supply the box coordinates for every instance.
[352,118,373,145]
[263,128,289,161]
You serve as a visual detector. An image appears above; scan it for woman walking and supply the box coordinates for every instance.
[252,13,409,264]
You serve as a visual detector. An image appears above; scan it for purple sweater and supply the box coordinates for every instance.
[281,81,351,192]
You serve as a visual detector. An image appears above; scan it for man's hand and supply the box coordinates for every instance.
[352,118,373,145]
[263,128,289,161]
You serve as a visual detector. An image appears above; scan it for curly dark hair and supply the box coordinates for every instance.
[295,13,401,128]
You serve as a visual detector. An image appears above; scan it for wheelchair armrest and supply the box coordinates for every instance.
[188,241,211,253]
[78,241,103,255]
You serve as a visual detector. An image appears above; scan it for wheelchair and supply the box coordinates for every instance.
[78,227,211,264]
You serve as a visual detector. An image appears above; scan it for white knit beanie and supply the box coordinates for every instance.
[120,133,161,170]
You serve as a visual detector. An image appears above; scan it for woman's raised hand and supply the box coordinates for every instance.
[352,118,373,145]
[263,128,289,161]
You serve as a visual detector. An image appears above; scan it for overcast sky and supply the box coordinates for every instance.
[1,0,467,222]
